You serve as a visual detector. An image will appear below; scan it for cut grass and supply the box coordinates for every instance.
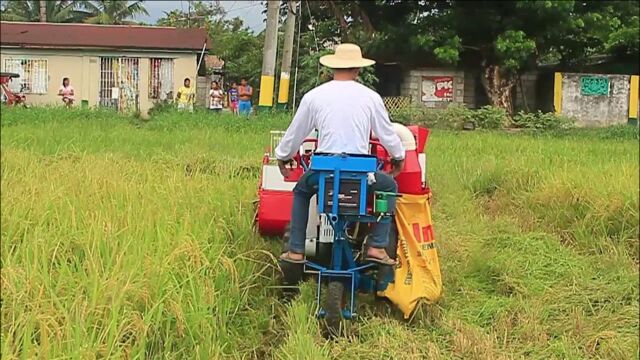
[1,106,638,359]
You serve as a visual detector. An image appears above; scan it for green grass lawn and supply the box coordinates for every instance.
[1,107,638,359]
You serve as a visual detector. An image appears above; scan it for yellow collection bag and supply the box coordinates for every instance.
[378,193,443,319]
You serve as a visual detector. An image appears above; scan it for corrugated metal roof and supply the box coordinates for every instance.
[0,22,211,51]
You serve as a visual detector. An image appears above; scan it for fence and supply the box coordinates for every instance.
[383,96,412,115]
[149,58,174,101]
[554,72,639,126]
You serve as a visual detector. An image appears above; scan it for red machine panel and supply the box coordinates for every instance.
[256,189,294,236]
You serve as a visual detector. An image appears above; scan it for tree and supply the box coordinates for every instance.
[156,0,224,31]
[80,0,148,25]
[39,0,45,22]
[409,1,639,114]
[1,0,89,23]
[285,1,379,103]
[157,1,264,86]
[295,1,639,114]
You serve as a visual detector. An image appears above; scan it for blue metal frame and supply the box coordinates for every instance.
[313,154,376,215]
[304,153,392,320]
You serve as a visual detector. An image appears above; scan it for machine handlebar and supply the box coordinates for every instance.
[282,138,394,178]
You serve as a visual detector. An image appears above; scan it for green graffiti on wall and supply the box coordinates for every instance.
[580,76,609,96]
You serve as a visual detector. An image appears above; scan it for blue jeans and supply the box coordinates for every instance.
[238,100,252,115]
[288,170,398,254]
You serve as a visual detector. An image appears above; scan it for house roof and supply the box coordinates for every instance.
[0,22,211,52]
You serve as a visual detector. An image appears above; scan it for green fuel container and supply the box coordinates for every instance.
[375,197,388,213]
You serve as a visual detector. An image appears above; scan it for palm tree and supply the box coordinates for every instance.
[80,0,148,25]
[39,0,46,22]
[1,0,88,23]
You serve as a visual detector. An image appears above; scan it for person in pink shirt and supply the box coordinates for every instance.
[58,77,74,107]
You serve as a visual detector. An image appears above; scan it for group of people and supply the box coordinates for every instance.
[176,77,253,115]
[55,76,254,115]
[207,79,254,115]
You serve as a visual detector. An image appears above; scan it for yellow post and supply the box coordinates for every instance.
[554,72,563,114]
[258,0,280,110]
[277,74,290,105]
[258,75,275,108]
[277,2,297,109]
[629,75,639,121]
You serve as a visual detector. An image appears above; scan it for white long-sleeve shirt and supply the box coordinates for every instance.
[275,80,405,161]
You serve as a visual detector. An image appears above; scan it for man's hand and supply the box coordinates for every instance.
[278,159,291,178]
[389,158,405,177]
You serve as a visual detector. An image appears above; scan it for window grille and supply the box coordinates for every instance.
[149,58,174,100]
[2,58,48,94]
[99,57,140,112]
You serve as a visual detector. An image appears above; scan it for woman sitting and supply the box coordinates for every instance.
[58,77,74,107]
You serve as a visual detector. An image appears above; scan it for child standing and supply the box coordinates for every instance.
[227,82,239,115]
[209,81,224,112]
[176,78,195,112]
[238,78,253,116]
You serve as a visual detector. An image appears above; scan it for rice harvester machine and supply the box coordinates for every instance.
[255,123,440,334]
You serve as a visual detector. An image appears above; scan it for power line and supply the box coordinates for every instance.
[225,2,261,14]
[305,1,319,53]
[305,0,321,87]
[225,1,238,12]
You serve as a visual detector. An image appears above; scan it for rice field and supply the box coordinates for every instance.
[1,107,638,359]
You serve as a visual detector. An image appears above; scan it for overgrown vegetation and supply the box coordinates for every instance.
[0,0,148,25]
[293,1,639,114]
[1,107,638,359]
[392,103,582,131]
[512,110,576,130]
[4,1,636,114]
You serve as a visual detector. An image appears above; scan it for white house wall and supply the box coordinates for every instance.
[0,48,198,116]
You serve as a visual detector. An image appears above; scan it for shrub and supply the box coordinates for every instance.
[391,103,473,130]
[393,103,630,133]
[512,110,575,130]
[390,104,429,125]
[472,105,510,129]
[436,104,475,129]
[392,104,507,130]
[148,100,177,117]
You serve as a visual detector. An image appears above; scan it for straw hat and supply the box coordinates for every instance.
[319,43,375,69]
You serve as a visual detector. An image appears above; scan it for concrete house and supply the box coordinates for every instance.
[0,22,211,116]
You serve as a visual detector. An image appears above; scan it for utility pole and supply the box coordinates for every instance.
[187,0,191,28]
[39,0,46,22]
[258,0,281,111]
[276,1,297,110]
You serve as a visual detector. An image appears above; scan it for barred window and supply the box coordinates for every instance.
[99,57,140,112]
[149,58,174,100]
[2,58,48,94]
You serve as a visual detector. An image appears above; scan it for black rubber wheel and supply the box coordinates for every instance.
[323,281,345,338]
